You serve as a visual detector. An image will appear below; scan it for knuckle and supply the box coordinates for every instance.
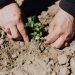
[14,15,21,21]
[56,29,63,35]
[21,31,26,36]
[64,33,72,40]
[12,34,19,39]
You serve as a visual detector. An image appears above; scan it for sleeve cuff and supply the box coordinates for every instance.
[0,0,16,4]
[59,0,75,16]
[0,0,16,8]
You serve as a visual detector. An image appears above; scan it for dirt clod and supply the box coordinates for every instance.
[0,1,75,75]
[58,54,69,65]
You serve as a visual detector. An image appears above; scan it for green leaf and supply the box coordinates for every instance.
[25,16,43,41]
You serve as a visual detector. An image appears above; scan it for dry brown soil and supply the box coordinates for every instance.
[0,1,75,75]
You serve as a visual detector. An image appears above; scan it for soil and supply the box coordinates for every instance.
[15,0,24,6]
[0,1,75,75]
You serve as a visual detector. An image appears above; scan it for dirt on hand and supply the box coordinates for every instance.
[0,1,75,75]
[15,0,24,6]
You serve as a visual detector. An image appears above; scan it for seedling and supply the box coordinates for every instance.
[26,16,43,41]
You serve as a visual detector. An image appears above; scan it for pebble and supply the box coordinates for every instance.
[19,42,24,47]
[1,31,5,39]
[12,54,17,58]
[39,44,45,52]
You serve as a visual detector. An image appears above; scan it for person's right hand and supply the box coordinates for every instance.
[44,9,75,48]
[0,3,29,45]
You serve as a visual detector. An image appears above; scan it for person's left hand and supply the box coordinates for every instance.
[44,9,75,48]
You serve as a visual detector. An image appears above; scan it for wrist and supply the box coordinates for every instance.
[60,9,74,20]
[59,0,75,16]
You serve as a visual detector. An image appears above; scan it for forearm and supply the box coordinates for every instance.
[59,0,75,16]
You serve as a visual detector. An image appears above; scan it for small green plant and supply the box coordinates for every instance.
[26,16,43,41]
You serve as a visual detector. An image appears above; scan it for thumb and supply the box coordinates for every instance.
[16,19,29,45]
[51,35,67,48]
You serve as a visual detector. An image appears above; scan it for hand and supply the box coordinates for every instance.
[44,9,75,48]
[0,3,29,45]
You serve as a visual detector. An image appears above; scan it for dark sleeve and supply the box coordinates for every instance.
[0,0,16,5]
[59,0,75,16]
[0,0,6,4]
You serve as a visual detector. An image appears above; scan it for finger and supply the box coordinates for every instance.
[48,18,55,34]
[16,19,29,45]
[44,30,62,44]
[51,35,67,48]
[9,25,21,40]
[66,32,74,42]
[7,34,12,39]
[1,27,12,39]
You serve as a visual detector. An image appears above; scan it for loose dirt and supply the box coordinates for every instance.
[0,1,75,75]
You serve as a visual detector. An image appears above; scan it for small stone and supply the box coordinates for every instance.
[39,44,45,52]
[12,54,17,58]
[19,42,24,47]
[65,42,68,47]
[1,31,5,39]
[58,54,69,65]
